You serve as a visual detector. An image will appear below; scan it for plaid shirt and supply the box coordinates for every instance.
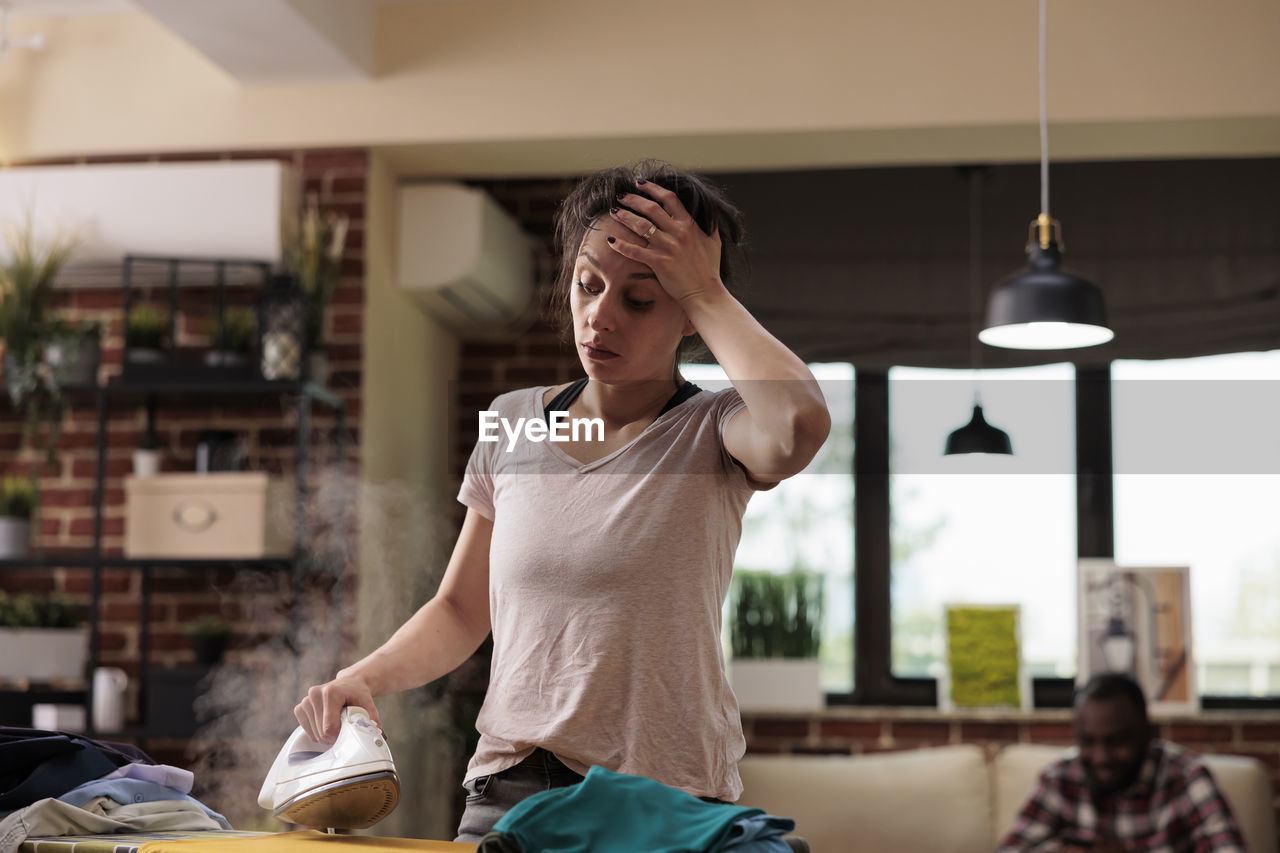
[997,740,1246,853]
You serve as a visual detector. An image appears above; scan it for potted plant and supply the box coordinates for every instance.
[0,475,36,558]
[727,568,825,712]
[0,590,88,683]
[186,616,232,665]
[284,192,349,385]
[204,307,256,368]
[0,216,78,462]
[124,303,167,363]
[44,318,103,388]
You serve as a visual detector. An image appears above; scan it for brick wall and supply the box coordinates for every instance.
[0,149,366,731]
[742,709,1280,840]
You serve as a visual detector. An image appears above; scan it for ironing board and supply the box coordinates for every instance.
[21,831,474,853]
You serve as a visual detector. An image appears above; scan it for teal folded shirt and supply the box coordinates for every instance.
[490,765,781,853]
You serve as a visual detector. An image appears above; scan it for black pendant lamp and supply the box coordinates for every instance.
[946,404,1013,456]
[979,0,1113,351]
[945,167,1013,457]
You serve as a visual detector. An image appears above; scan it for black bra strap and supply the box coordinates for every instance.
[544,378,590,423]
[544,378,702,425]
[657,381,701,417]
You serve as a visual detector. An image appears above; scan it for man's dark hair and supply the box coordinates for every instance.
[1075,672,1149,722]
[549,159,748,361]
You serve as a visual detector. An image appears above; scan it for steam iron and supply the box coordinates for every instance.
[258,706,400,830]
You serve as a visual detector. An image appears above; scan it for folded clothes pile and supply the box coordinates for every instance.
[0,726,230,853]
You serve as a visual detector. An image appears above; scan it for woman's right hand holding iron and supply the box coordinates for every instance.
[294,671,380,743]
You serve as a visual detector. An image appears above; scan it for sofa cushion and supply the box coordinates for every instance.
[738,745,991,853]
[993,743,1277,853]
[991,744,1067,846]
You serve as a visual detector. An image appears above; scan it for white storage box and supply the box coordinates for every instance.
[124,473,293,558]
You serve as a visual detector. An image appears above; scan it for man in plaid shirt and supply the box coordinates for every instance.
[998,673,1246,852]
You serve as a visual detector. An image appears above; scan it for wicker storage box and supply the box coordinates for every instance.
[124,473,292,558]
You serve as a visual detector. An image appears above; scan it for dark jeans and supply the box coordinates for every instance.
[455,748,585,843]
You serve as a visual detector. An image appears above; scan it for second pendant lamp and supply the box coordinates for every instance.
[979,0,1113,351]
[945,167,1013,457]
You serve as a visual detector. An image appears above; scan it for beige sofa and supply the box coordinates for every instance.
[738,744,1277,853]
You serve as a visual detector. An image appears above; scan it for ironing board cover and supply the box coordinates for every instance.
[22,830,268,853]
[136,831,473,853]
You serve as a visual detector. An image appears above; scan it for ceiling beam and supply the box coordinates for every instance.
[132,0,372,82]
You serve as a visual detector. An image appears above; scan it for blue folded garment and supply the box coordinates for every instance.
[58,778,231,828]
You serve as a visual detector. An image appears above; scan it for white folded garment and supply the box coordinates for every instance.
[0,797,222,853]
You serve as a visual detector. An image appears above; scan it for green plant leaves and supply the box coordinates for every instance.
[730,569,824,659]
[0,590,80,628]
[0,476,36,518]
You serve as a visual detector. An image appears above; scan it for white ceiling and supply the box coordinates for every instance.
[4,0,452,82]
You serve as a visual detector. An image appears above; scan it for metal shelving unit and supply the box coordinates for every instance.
[2,255,349,737]
[88,379,347,738]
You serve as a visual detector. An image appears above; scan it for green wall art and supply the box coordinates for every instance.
[942,604,1027,710]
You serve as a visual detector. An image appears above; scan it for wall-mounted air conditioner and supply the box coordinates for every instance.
[0,161,298,286]
[396,183,534,335]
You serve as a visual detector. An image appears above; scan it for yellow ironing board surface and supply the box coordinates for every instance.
[137,831,474,853]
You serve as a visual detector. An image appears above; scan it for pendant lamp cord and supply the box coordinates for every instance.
[969,167,984,405]
[1039,0,1050,218]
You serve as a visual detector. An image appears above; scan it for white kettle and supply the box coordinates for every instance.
[92,666,128,732]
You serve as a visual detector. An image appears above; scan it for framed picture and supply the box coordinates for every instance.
[1078,559,1198,713]
[939,603,1031,711]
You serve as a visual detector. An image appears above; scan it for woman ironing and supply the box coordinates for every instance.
[293,160,830,842]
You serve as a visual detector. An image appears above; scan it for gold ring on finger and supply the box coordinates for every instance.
[642,223,657,240]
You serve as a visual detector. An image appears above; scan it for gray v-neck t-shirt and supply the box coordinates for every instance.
[457,384,771,801]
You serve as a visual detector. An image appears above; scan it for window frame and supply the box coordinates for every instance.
[835,365,1280,710]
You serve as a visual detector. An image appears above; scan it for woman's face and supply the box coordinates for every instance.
[569,216,692,384]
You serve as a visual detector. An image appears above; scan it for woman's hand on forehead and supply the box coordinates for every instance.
[606,179,724,308]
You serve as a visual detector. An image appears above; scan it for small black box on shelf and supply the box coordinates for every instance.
[144,666,212,737]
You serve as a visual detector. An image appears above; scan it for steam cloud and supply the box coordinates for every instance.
[186,466,458,833]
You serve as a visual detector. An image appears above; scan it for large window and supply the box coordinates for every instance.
[684,363,855,694]
[1113,351,1280,697]
[699,355,1279,706]
[888,365,1078,681]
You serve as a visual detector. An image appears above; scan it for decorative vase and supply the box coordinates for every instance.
[132,448,161,477]
[258,274,307,381]
[0,516,31,557]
